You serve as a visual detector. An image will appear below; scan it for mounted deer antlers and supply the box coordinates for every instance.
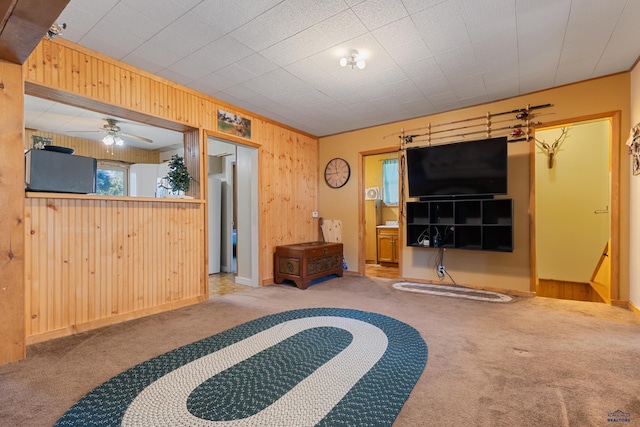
[535,127,568,168]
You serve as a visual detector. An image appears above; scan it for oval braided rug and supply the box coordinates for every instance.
[54,308,428,426]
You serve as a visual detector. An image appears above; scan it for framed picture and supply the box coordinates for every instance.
[217,109,252,139]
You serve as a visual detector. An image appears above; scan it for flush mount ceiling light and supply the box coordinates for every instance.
[340,49,366,70]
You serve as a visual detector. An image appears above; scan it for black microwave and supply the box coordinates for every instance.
[25,149,97,194]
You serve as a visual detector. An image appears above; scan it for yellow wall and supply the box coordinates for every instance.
[535,120,610,282]
[319,74,631,295]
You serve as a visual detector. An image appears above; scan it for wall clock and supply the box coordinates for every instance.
[324,157,350,188]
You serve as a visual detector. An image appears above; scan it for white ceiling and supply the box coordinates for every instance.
[26,0,640,139]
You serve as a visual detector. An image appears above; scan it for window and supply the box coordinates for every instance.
[382,158,399,205]
[96,161,129,196]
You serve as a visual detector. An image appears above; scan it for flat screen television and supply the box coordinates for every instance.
[406,136,508,198]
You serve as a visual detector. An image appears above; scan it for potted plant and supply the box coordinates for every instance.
[166,154,191,197]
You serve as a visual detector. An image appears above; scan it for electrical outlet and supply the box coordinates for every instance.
[312,211,319,218]
[438,265,446,276]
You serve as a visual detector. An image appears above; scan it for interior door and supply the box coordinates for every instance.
[208,176,222,274]
[535,119,611,298]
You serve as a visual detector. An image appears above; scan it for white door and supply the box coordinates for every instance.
[208,176,222,274]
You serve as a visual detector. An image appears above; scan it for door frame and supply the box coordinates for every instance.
[529,111,621,303]
[358,147,403,276]
[205,132,260,287]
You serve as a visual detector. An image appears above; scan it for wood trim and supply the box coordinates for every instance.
[358,151,366,275]
[358,146,402,276]
[0,61,26,364]
[26,192,205,204]
[529,132,537,293]
[628,301,640,317]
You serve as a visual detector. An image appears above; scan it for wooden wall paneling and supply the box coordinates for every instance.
[18,38,319,346]
[0,58,26,365]
[24,129,160,164]
[24,198,206,343]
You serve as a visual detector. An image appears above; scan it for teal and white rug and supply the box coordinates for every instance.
[55,308,428,426]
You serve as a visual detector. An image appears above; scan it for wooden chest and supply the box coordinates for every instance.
[274,242,343,289]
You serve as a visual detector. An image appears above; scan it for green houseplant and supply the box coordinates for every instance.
[166,154,191,195]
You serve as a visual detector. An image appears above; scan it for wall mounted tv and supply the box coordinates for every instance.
[406,136,508,198]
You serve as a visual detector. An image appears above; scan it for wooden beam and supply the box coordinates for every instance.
[0,0,69,64]
[0,60,25,364]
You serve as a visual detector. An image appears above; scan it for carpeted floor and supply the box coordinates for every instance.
[1,275,640,426]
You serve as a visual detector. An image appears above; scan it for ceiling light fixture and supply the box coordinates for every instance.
[340,49,366,70]
[103,134,123,146]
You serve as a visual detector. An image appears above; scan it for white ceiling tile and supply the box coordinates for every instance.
[554,58,600,86]
[100,3,165,40]
[231,20,282,51]
[166,12,227,49]
[77,30,145,61]
[372,16,423,50]
[192,0,253,33]
[400,0,448,15]
[155,68,193,86]
[56,5,103,43]
[388,40,432,65]
[63,0,119,17]
[123,42,182,73]
[235,54,280,76]
[203,36,256,69]
[24,0,640,136]
[149,28,201,60]
[190,72,237,95]
[459,0,517,40]
[215,64,259,85]
[261,10,368,66]
[165,57,212,82]
[256,0,349,40]
[120,0,190,26]
[352,0,409,31]
[171,0,204,9]
[230,0,285,17]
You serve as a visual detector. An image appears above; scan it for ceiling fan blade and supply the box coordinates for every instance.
[121,132,153,143]
[66,130,105,134]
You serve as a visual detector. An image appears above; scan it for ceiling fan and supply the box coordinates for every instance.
[68,118,154,146]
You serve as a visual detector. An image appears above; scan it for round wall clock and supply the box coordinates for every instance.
[324,157,350,188]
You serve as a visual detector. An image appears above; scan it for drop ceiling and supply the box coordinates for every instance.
[26,0,640,139]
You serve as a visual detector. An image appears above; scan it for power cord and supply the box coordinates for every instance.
[434,227,457,285]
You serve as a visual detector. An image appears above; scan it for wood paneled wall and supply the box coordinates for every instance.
[0,61,26,364]
[16,38,320,345]
[25,129,160,164]
[25,196,206,343]
[259,122,320,281]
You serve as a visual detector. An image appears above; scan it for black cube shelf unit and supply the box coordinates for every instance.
[406,198,513,252]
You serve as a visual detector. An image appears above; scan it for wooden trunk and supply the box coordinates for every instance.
[274,242,343,289]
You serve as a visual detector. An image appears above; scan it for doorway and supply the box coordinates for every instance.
[207,136,259,296]
[360,149,401,280]
[533,116,617,303]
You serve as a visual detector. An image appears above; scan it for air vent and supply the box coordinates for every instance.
[365,187,381,200]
